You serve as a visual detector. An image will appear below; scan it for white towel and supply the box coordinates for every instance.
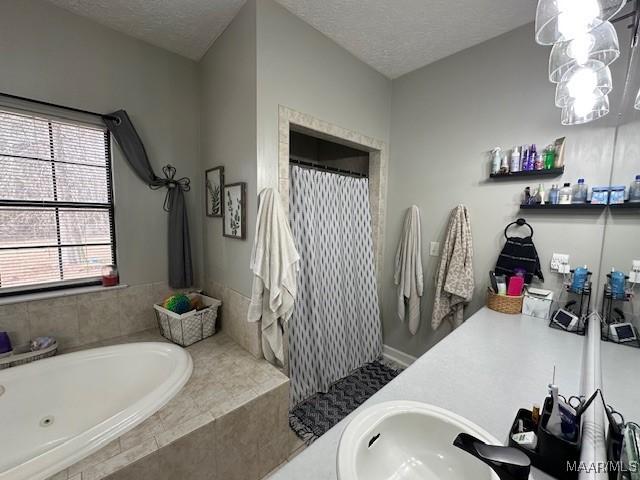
[248,188,300,366]
[432,205,474,331]
[394,205,423,335]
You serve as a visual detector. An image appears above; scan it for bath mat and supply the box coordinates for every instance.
[289,360,403,445]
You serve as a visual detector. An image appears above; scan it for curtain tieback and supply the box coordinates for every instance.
[149,164,191,212]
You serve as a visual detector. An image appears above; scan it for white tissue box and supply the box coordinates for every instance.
[522,288,554,320]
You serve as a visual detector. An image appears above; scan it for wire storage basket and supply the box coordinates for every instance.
[154,293,221,347]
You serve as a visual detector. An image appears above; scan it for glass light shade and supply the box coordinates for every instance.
[636,87,640,110]
[549,21,619,83]
[555,61,612,107]
[536,0,627,45]
[561,93,610,125]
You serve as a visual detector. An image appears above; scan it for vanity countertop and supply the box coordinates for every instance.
[601,338,640,424]
[270,307,587,480]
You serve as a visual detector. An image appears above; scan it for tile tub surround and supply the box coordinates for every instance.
[0,283,191,351]
[50,330,295,480]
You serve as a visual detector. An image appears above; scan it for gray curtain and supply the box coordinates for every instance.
[288,165,382,406]
[104,110,193,289]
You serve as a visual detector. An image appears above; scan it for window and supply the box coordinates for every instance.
[0,107,115,295]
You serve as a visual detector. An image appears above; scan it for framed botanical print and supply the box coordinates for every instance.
[205,167,224,217]
[223,182,246,240]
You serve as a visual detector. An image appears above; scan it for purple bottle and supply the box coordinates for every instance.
[521,145,530,171]
[0,332,12,355]
[527,144,537,171]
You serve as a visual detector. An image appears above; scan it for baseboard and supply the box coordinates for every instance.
[382,344,417,368]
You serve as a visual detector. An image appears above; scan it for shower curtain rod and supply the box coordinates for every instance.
[0,92,120,123]
[289,158,368,178]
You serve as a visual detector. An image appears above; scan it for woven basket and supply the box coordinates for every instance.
[486,289,523,315]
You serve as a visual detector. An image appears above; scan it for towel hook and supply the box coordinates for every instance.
[504,218,534,239]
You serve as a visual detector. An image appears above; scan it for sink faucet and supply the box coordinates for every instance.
[454,433,531,480]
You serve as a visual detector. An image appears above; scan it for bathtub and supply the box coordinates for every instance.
[0,342,193,480]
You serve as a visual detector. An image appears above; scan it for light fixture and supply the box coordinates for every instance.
[555,61,612,107]
[549,21,620,83]
[536,0,627,45]
[561,93,610,125]
[635,87,640,110]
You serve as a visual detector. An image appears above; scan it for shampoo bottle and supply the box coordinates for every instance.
[510,147,521,173]
[491,147,502,175]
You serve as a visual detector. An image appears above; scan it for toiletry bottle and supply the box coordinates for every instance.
[521,145,530,171]
[534,152,544,170]
[559,183,572,204]
[571,179,588,204]
[610,270,626,299]
[571,266,589,293]
[537,184,546,205]
[544,145,555,169]
[546,384,578,441]
[491,147,501,175]
[527,144,537,171]
[510,147,521,173]
[549,184,559,205]
[500,150,509,174]
[630,175,640,203]
[546,384,564,438]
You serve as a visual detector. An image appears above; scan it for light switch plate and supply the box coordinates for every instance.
[551,253,570,272]
[430,242,440,257]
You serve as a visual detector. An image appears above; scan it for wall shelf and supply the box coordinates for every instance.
[609,202,640,210]
[520,203,606,211]
[489,167,565,180]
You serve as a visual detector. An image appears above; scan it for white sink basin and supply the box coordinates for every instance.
[337,401,502,480]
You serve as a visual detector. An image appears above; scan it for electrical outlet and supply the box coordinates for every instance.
[551,253,570,272]
[429,241,440,257]
[633,260,640,271]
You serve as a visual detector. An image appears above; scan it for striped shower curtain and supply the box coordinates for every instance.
[288,165,382,406]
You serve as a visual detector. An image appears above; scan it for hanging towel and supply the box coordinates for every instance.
[495,237,544,284]
[394,205,423,335]
[432,205,474,330]
[248,188,300,366]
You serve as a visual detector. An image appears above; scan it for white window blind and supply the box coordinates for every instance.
[0,108,115,294]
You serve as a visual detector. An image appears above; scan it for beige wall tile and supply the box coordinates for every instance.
[46,469,68,480]
[82,438,158,480]
[0,303,31,347]
[69,439,121,476]
[117,285,156,336]
[27,296,80,349]
[119,413,164,451]
[155,412,213,449]
[215,397,261,480]
[156,390,202,429]
[155,422,217,480]
[77,299,122,345]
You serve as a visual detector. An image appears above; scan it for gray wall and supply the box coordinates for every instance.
[199,0,257,298]
[256,0,392,192]
[385,24,621,358]
[0,0,203,289]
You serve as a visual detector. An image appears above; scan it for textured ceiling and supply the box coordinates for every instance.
[274,0,537,78]
[44,0,536,78]
[44,0,246,61]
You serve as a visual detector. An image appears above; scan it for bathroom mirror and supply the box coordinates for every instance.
[598,15,640,424]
